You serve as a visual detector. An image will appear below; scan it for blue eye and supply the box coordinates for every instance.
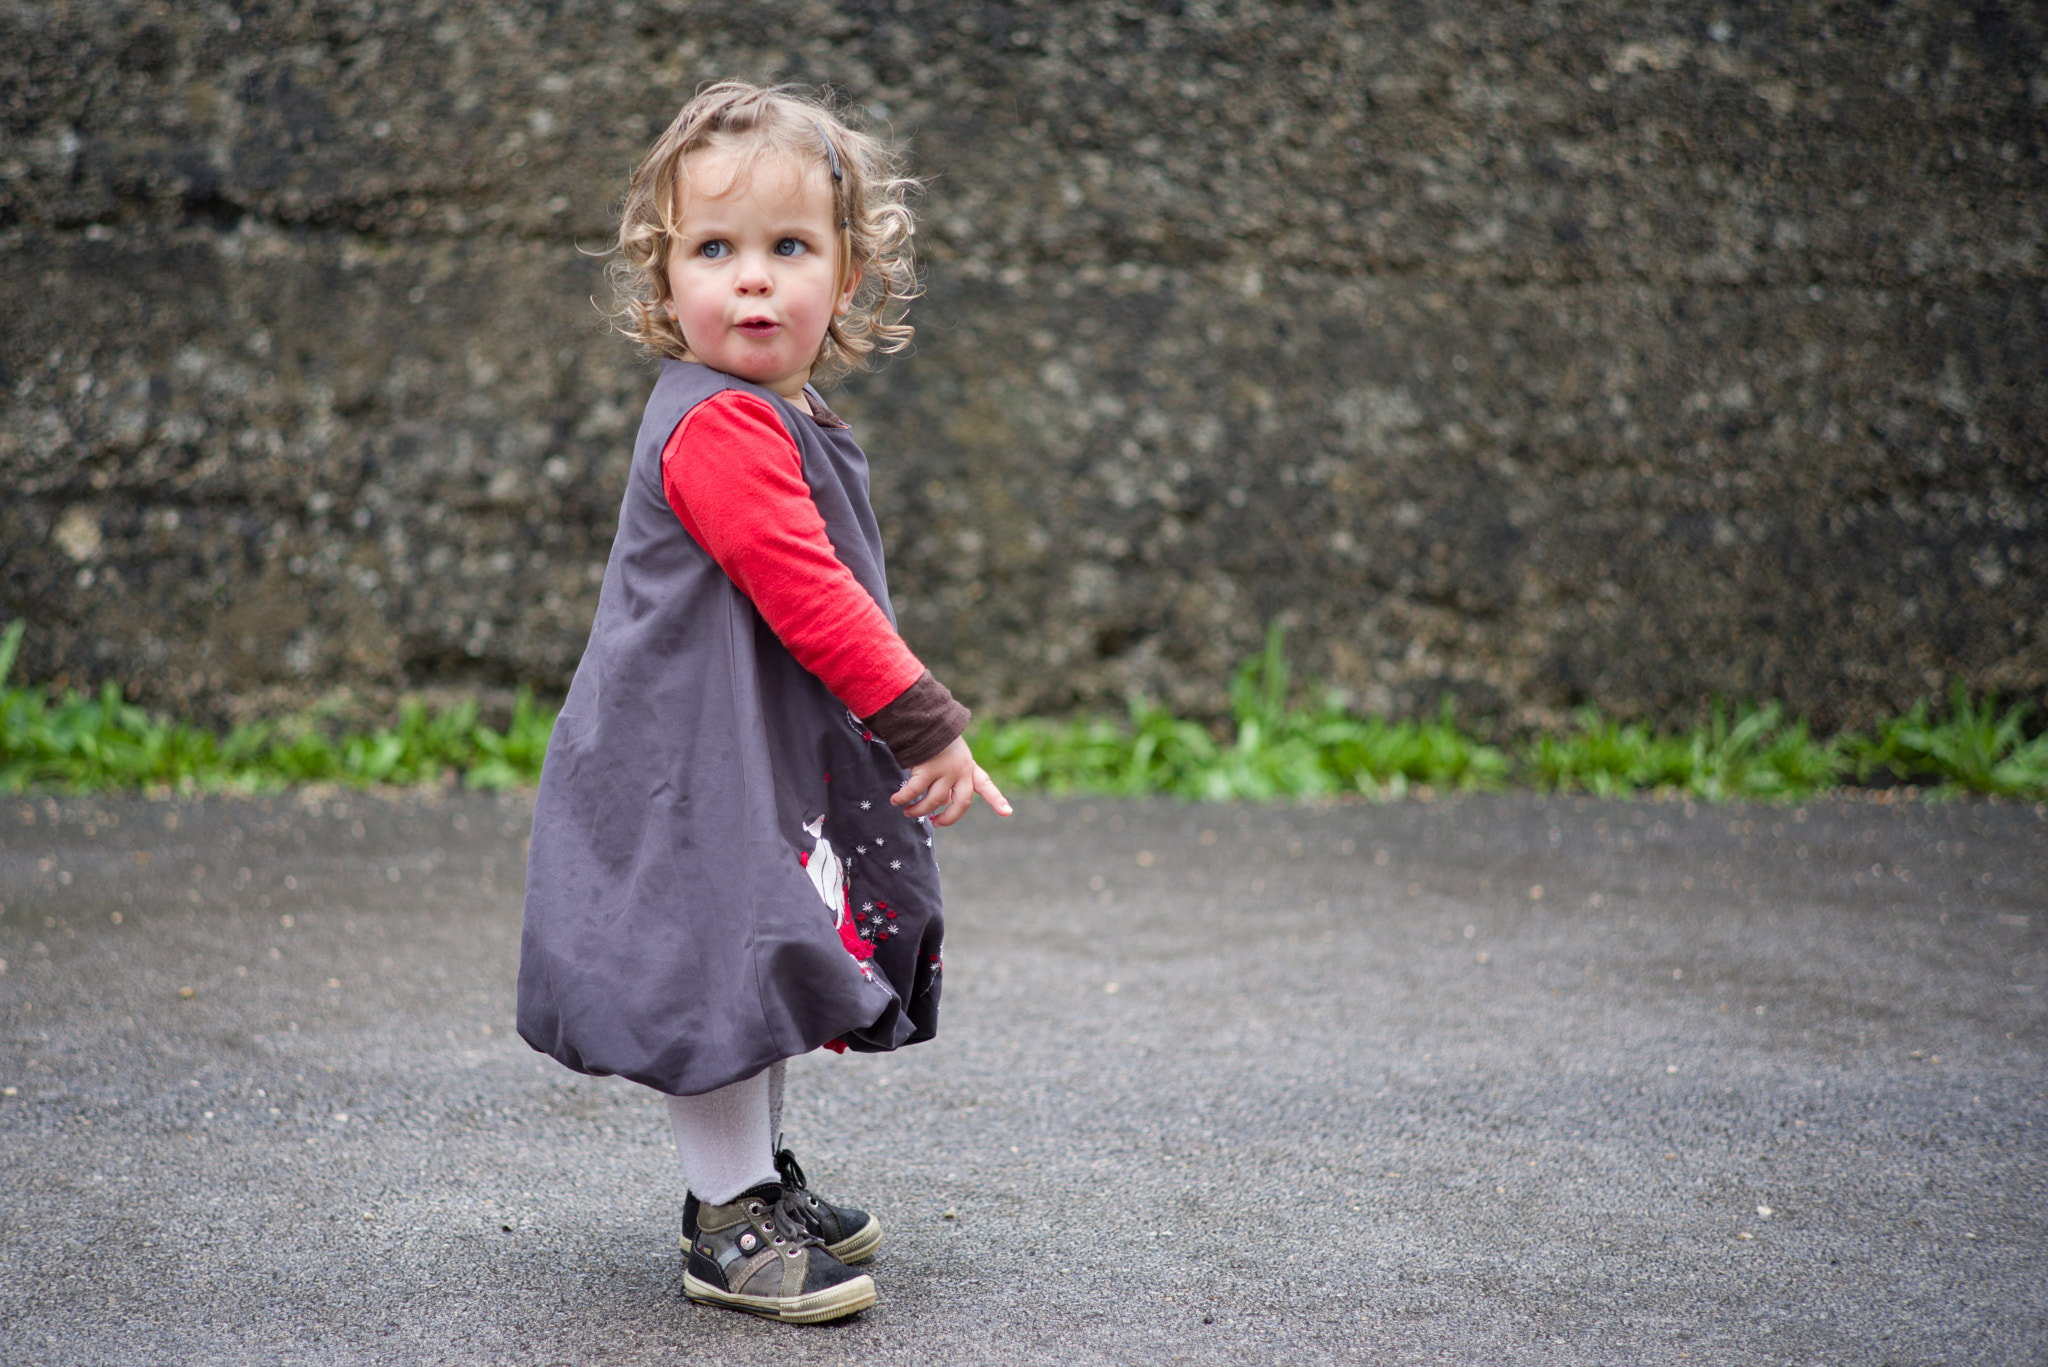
[775,238,806,257]
[698,240,729,260]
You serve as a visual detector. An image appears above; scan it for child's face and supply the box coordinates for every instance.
[665,144,857,400]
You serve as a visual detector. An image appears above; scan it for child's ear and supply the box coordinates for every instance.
[835,265,862,316]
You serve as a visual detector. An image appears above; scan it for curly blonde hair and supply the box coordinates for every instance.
[606,81,920,383]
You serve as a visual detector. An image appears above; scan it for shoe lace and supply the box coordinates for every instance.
[769,1188,824,1247]
[773,1147,810,1192]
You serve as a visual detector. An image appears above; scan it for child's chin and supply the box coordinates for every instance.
[726,357,805,388]
[699,353,765,379]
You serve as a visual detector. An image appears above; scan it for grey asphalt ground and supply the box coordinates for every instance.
[1,788,2043,1366]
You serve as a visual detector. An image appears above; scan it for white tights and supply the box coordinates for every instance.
[663,1058,786,1205]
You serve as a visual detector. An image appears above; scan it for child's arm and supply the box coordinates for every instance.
[662,391,1008,825]
[664,393,925,721]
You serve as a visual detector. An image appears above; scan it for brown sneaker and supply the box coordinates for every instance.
[775,1146,883,1264]
[682,1147,883,1266]
[681,1184,876,1324]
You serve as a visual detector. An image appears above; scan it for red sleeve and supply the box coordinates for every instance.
[661,390,925,719]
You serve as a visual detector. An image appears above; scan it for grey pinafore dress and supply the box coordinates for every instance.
[517,361,944,1097]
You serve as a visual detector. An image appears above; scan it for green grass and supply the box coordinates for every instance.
[971,624,2043,804]
[2,619,2043,802]
[1518,702,1841,803]
[1839,684,2048,799]
[0,620,553,795]
[971,625,1509,801]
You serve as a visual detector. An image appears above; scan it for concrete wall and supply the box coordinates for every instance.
[3,0,2043,731]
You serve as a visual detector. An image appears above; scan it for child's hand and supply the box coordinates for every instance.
[891,735,1013,827]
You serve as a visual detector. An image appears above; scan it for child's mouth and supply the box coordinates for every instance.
[735,318,780,338]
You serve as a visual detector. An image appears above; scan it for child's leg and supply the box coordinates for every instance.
[671,1060,874,1322]
[668,1057,882,1273]
[665,1069,777,1204]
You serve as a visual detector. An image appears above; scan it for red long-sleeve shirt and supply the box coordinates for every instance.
[660,389,943,730]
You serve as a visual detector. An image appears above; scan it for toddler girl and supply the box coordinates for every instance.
[517,80,1009,1324]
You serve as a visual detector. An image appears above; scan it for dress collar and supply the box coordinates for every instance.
[801,389,850,429]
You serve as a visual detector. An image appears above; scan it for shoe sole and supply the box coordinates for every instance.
[683,1270,876,1324]
[826,1215,883,1265]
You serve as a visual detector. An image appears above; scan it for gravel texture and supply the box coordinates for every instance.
[1,788,2044,1364]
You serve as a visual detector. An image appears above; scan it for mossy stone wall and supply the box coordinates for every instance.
[3,0,2043,729]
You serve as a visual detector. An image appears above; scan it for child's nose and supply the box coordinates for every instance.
[735,253,775,293]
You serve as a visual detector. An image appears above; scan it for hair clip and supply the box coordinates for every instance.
[814,122,844,183]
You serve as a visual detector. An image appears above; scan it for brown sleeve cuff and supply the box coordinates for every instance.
[863,670,971,768]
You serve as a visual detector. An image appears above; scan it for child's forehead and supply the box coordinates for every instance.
[675,138,825,207]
